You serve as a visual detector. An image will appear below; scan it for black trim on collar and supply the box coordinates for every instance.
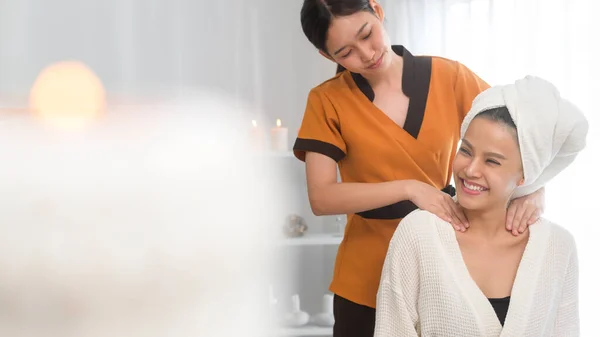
[293,138,346,162]
[351,72,374,101]
[350,45,432,139]
[356,185,456,220]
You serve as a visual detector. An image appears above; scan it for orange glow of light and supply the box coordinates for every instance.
[29,61,106,130]
[276,119,281,127]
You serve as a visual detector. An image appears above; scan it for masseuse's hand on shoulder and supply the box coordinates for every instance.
[407,180,469,232]
[506,187,545,236]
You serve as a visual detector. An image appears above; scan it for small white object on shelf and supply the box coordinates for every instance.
[279,233,343,246]
[313,294,335,327]
[268,284,282,329]
[283,294,310,327]
[269,285,278,307]
[270,118,289,152]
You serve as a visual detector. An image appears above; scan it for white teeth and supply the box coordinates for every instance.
[463,180,484,191]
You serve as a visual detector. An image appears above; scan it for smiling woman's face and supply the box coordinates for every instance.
[453,114,524,211]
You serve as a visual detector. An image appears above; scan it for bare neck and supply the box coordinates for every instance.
[463,207,511,240]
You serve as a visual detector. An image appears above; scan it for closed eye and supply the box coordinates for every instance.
[362,31,372,40]
[486,159,500,165]
[341,50,352,58]
[459,147,471,156]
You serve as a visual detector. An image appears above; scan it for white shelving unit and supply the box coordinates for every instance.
[275,231,341,336]
[267,149,340,337]
[266,150,295,158]
[257,150,295,158]
[278,325,332,336]
[278,233,343,246]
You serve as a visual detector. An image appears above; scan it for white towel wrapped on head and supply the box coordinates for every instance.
[460,75,589,199]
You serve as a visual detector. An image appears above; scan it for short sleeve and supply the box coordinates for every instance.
[293,89,347,162]
[454,62,490,120]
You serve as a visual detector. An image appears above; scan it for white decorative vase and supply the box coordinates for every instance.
[283,294,310,327]
[313,294,335,327]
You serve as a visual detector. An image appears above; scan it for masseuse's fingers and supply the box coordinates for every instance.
[434,201,456,230]
[511,213,523,236]
[430,192,454,225]
[411,181,459,228]
[506,202,518,232]
[518,206,539,234]
[432,197,457,230]
[510,203,527,236]
[528,210,541,225]
[433,195,453,227]
[447,197,468,231]
[424,199,452,226]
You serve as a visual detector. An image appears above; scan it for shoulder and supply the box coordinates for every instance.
[301,75,344,114]
[401,209,440,227]
[534,218,577,254]
[310,71,352,96]
[385,210,454,272]
[391,210,452,247]
[402,209,453,231]
[304,71,358,117]
[430,56,461,75]
[429,56,480,80]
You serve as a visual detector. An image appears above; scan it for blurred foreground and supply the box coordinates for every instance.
[0,91,281,337]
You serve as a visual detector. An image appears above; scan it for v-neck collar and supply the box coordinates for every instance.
[349,45,432,139]
[445,221,551,335]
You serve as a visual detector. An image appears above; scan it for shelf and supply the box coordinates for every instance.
[264,150,294,158]
[279,233,343,246]
[277,324,333,336]
[250,150,295,158]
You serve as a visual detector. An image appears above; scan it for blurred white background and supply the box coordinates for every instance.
[0,0,597,335]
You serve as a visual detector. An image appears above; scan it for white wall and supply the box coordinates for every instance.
[0,0,335,118]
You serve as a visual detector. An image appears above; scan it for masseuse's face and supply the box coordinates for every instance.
[453,117,524,212]
[322,4,393,75]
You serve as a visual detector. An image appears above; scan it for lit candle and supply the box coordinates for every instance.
[29,60,106,131]
[270,119,288,152]
[249,119,265,150]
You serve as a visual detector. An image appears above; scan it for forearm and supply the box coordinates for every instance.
[308,180,414,216]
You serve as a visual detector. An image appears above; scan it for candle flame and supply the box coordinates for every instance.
[276,119,281,127]
[29,60,106,131]
[252,120,257,127]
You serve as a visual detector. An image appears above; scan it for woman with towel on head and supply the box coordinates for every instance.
[374,75,588,336]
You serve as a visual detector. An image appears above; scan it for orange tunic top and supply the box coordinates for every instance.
[293,46,490,308]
